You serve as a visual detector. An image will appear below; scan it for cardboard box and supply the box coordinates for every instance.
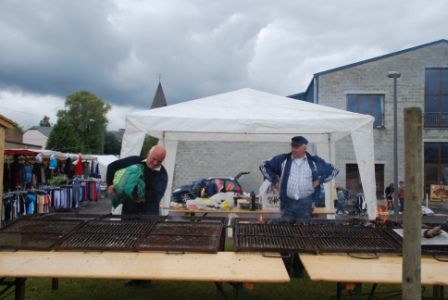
[430,184,448,202]
[260,193,280,211]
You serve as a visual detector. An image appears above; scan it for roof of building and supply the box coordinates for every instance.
[289,39,448,101]
[314,39,448,77]
[25,126,53,137]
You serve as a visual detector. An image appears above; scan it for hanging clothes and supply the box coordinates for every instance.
[90,161,101,179]
[74,154,83,176]
[49,154,58,170]
[32,153,43,185]
[65,157,73,179]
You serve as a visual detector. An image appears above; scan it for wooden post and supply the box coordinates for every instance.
[402,107,422,299]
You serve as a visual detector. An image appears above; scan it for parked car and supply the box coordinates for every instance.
[171,171,250,203]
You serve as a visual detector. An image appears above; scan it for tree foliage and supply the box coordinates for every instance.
[39,116,51,127]
[56,90,111,154]
[12,122,24,133]
[104,132,121,155]
[46,119,81,152]
[140,135,158,156]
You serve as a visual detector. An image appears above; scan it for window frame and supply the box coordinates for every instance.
[346,94,385,128]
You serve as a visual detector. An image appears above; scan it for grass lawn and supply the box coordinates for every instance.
[2,275,443,300]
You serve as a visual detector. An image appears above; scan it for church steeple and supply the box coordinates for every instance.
[150,77,167,109]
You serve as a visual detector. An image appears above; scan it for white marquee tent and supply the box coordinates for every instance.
[120,88,377,219]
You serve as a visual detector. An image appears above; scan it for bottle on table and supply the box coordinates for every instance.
[250,190,256,211]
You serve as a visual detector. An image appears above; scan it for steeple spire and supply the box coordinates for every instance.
[150,79,167,109]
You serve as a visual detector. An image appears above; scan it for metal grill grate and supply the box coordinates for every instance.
[234,223,403,254]
[54,220,156,251]
[0,219,84,250]
[136,221,223,253]
[234,223,316,253]
[55,233,142,251]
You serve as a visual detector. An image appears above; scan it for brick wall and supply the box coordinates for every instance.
[173,141,289,195]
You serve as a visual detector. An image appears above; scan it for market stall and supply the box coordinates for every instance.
[2,150,103,223]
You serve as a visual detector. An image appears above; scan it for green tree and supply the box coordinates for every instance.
[57,90,111,154]
[104,132,121,155]
[46,119,81,152]
[39,116,51,127]
[140,135,158,156]
[12,122,24,133]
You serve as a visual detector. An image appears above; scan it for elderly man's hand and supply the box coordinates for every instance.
[107,185,117,198]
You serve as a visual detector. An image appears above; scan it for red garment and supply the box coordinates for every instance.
[74,155,83,175]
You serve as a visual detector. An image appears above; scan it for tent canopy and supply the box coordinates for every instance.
[4,149,98,162]
[121,88,377,219]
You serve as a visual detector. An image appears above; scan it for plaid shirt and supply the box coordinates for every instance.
[286,156,314,199]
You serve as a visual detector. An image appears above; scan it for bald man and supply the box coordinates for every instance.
[106,145,168,215]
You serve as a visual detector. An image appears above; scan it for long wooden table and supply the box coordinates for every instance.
[0,251,290,300]
[169,207,334,218]
[300,253,448,300]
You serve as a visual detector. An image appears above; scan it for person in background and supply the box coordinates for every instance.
[106,145,168,288]
[385,183,394,211]
[335,187,348,215]
[259,135,339,278]
[398,181,405,213]
[205,178,218,197]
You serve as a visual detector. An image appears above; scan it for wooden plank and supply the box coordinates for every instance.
[0,251,290,283]
[300,253,448,286]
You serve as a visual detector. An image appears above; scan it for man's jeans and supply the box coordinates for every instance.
[280,195,312,275]
[281,195,313,219]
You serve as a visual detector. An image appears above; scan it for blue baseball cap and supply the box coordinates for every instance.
[291,136,308,147]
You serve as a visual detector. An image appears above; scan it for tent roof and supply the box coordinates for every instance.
[4,149,98,161]
[120,88,377,219]
[122,88,373,148]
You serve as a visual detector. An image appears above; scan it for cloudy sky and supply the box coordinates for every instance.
[0,0,446,131]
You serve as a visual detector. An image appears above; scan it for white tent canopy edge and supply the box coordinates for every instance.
[120,88,377,219]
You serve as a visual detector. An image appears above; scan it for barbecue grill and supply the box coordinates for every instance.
[234,220,403,254]
[0,216,225,253]
[0,219,85,251]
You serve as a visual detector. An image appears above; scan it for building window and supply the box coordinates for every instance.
[347,94,384,127]
[424,142,448,194]
[424,68,448,127]
[346,163,384,199]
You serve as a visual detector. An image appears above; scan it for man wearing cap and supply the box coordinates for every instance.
[259,136,339,277]
[260,136,339,219]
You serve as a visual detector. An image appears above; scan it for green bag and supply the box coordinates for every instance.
[110,164,145,209]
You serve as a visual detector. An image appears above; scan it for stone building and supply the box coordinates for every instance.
[291,39,448,198]
[172,39,448,201]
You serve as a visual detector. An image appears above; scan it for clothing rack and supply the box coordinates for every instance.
[354,193,367,215]
[2,191,29,222]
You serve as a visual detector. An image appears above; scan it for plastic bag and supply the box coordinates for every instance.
[110,164,145,208]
